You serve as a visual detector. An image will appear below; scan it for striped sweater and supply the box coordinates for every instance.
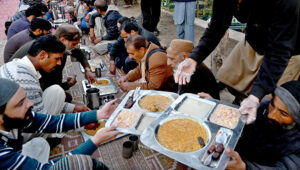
[0,56,75,113]
[0,110,99,170]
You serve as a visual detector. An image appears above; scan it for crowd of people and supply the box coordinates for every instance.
[0,0,300,169]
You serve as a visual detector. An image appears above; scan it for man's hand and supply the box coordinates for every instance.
[198,92,213,99]
[91,125,120,146]
[239,95,259,124]
[73,104,91,113]
[67,76,77,88]
[174,58,197,85]
[109,60,116,75]
[85,68,96,83]
[85,13,91,22]
[225,148,246,170]
[118,76,126,86]
[89,28,95,41]
[97,99,118,120]
[93,38,102,44]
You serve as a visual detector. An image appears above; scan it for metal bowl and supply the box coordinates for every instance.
[137,93,175,113]
[154,114,211,153]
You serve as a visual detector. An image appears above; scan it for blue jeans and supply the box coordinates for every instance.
[108,43,137,73]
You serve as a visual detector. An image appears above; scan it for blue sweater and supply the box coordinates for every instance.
[0,110,99,169]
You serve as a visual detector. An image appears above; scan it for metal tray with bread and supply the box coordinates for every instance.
[140,93,245,170]
[82,77,118,96]
[105,90,179,135]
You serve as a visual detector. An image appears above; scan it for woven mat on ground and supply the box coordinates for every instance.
[49,41,192,170]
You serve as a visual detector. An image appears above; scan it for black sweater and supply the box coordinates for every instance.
[190,0,300,100]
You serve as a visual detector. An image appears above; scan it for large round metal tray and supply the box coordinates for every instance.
[154,114,211,153]
[137,93,175,113]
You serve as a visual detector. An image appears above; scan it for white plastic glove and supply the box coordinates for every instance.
[174,58,197,85]
[239,95,260,124]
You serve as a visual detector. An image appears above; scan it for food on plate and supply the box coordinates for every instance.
[136,115,156,131]
[93,58,102,64]
[84,121,105,136]
[208,144,216,154]
[177,98,214,118]
[90,65,99,72]
[157,118,208,152]
[216,143,224,153]
[210,105,240,129]
[113,110,140,129]
[212,152,221,160]
[139,95,173,112]
[85,123,99,130]
[124,96,134,109]
[92,79,110,86]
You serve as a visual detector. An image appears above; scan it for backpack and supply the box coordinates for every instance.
[145,48,166,71]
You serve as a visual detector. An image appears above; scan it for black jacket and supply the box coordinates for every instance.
[110,27,161,61]
[190,0,300,100]
[102,10,122,41]
[235,101,300,169]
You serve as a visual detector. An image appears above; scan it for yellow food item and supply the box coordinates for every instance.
[157,118,208,152]
[210,105,240,129]
[139,95,173,112]
[90,65,98,72]
[84,121,105,136]
[92,79,110,86]
[113,110,139,129]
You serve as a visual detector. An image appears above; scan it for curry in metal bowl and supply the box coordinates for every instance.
[138,94,173,112]
[156,118,209,152]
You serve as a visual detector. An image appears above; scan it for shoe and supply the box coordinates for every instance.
[154,29,160,36]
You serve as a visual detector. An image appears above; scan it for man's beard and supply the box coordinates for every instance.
[173,64,179,78]
[2,107,33,131]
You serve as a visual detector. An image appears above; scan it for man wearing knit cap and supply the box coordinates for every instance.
[166,39,219,99]
[211,80,300,169]
[0,78,119,169]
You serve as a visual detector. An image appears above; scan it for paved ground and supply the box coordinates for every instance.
[0,0,18,39]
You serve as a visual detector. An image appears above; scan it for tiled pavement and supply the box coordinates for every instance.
[0,0,19,39]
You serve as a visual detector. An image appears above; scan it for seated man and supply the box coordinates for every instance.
[0,78,119,169]
[199,81,300,169]
[0,35,86,115]
[109,20,161,74]
[76,0,95,34]
[4,18,51,63]
[118,35,173,91]
[7,3,48,39]
[91,0,122,55]
[9,25,96,93]
[166,39,219,99]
